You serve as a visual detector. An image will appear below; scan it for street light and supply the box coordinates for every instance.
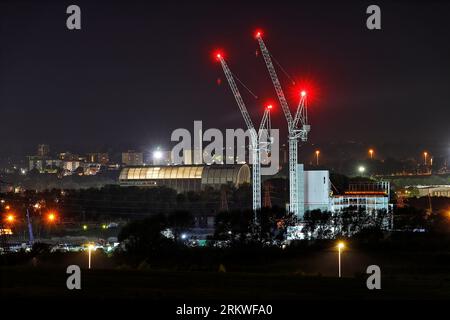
[5,214,15,223]
[88,243,94,269]
[369,149,374,159]
[47,212,56,223]
[358,166,365,174]
[315,150,320,166]
[337,241,345,278]
[423,152,428,165]
[153,149,163,160]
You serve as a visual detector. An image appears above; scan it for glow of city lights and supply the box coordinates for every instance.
[153,150,163,160]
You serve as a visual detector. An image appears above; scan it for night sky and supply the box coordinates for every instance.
[1,0,449,157]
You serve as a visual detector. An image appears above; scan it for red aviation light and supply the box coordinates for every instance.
[266,104,273,110]
[290,78,319,104]
[254,29,263,39]
[213,50,224,62]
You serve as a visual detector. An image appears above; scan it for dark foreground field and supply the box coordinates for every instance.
[2,266,450,300]
[3,235,450,302]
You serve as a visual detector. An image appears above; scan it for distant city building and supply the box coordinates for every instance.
[37,144,50,157]
[28,156,45,172]
[122,151,144,166]
[28,144,51,172]
[84,163,102,175]
[87,153,109,165]
[416,185,450,198]
[59,152,79,161]
[63,160,81,173]
[119,164,250,193]
[45,159,63,169]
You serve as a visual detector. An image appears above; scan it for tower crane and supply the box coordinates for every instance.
[216,53,272,222]
[255,31,310,219]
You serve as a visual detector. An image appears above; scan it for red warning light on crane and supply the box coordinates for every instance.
[214,50,224,61]
[266,104,273,110]
[254,29,263,39]
[290,79,319,103]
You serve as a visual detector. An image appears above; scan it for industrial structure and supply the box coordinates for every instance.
[216,53,272,219]
[119,164,251,193]
[303,169,331,213]
[414,185,450,198]
[215,29,309,222]
[330,182,392,214]
[255,31,310,219]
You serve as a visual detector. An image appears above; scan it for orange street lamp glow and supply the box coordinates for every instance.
[423,152,428,165]
[369,149,374,159]
[315,150,320,166]
[5,205,10,210]
[47,212,56,222]
[6,214,15,223]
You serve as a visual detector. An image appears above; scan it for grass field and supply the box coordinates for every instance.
[2,266,450,300]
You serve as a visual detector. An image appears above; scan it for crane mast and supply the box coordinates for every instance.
[256,34,293,130]
[217,54,272,220]
[255,33,310,219]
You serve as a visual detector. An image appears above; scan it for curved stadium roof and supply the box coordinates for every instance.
[119,164,250,191]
